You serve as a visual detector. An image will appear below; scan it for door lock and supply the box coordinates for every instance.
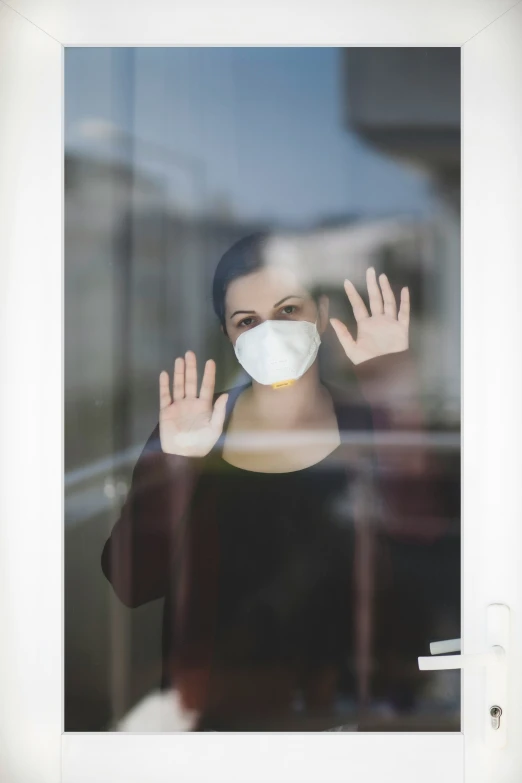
[490,705,502,730]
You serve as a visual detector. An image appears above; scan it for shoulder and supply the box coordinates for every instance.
[323,379,373,431]
[142,422,162,454]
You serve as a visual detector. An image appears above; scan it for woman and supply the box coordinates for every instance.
[102,232,448,731]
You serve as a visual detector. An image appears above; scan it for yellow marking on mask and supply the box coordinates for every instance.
[271,379,295,389]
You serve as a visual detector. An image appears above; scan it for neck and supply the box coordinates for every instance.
[247,361,328,427]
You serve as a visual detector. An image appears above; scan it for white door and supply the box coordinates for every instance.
[1,3,521,783]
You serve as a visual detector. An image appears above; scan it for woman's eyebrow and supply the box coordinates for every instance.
[229,295,304,320]
[273,294,304,308]
[229,308,255,318]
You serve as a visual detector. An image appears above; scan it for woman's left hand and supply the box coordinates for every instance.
[329,267,409,366]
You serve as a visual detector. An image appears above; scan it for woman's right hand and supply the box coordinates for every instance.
[159,351,229,457]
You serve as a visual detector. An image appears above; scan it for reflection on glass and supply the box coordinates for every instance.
[64,46,460,732]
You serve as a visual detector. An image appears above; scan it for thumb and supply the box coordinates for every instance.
[330,318,356,361]
[210,393,229,433]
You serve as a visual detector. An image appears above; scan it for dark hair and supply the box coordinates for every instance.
[212,231,320,335]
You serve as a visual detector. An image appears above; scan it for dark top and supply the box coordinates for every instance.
[205,448,356,672]
[101,352,450,730]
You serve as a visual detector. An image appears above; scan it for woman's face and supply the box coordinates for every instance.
[223,265,329,345]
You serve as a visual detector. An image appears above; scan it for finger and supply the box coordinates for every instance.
[344,279,369,322]
[366,267,384,316]
[398,286,410,328]
[184,350,198,398]
[199,359,216,402]
[379,273,397,319]
[159,371,172,410]
[210,393,229,433]
[173,357,185,401]
[330,318,357,362]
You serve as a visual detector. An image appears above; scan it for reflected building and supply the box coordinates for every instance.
[341,46,461,419]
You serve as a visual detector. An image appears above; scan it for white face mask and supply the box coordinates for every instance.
[233,318,321,389]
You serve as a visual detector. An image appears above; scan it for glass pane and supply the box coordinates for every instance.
[64,46,460,732]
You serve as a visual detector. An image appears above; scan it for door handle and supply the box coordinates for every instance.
[429,638,461,655]
[417,604,510,748]
[418,643,505,670]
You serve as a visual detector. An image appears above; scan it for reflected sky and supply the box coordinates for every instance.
[64,47,434,225]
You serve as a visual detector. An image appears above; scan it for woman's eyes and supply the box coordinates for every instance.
[237,305,298,328]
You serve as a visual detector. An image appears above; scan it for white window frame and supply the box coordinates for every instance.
[1,1,521,781]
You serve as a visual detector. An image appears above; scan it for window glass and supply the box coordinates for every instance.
[64,46,460,732]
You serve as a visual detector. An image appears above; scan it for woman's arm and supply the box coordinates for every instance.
[329,268,453,545]
[102,353,229,608]
[101,425,204,608]
[353,349,451,544]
